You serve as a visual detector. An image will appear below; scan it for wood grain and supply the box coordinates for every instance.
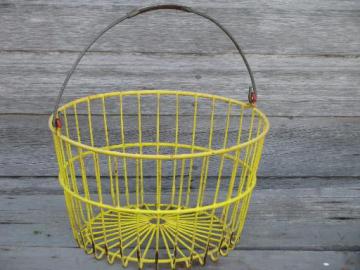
[2,176,359,195]
[1,0,359,55]
[0,52,359,116]
[1,247,359,270]
[1,115,359,177]
[0,178,359,250]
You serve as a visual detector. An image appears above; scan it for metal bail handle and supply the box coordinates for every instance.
[52,4,257,127]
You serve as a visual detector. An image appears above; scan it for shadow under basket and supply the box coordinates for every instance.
[49,5,269,270]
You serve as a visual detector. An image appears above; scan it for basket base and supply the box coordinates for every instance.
[76,205,235,268]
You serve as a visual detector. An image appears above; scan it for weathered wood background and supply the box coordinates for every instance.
[0,1,359,269]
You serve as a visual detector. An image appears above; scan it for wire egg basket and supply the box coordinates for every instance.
[49,5,269,269]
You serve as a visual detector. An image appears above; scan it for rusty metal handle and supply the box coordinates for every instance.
[53,4,257,126]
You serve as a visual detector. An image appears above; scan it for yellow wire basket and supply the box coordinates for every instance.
[49,5,269,269]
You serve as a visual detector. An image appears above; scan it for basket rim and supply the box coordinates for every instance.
[49,90,270,160]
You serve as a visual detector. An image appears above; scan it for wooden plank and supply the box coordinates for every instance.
[1,0,359,55]
[2,176,359,195]
[0,52,359,116]
[1,247,359,270]
[0,178,359,249]
[1,216,358,250]
[0,115,359,177]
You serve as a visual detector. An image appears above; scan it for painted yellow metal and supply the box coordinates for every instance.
[50,90,269,269]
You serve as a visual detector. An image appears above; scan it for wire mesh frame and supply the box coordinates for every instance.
[50,90,269,269]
